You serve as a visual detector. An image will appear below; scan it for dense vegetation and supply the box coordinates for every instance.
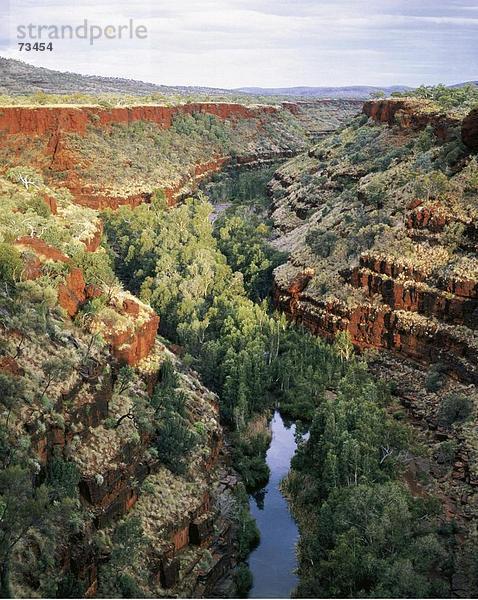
[102,183,460,597]
[285,361,455,598]
[103,185,353,425]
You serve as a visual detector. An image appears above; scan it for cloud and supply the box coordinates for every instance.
[1,0,477,88]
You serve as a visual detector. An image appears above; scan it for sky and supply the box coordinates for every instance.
[0,0,477,89]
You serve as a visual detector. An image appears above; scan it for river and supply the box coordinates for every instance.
[248,411,300,598]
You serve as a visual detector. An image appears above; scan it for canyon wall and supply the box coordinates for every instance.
[462,107,478,151]
[271,98,478,383]
[0,99,360,210]
[364,98,478,151]
[362,98,462,141]
[0,102,287,209]
[9,209,236,596]
[0,102,279,136]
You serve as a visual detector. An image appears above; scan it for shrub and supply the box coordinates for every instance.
[0,243,23,285]
[306,229,338,258]
[22,195,51,218]
[425,366,446,392]
[234,564,253,598]
[234,485,260,560]
[154,413,197,474]
[45,457,80,500]
[151,360,187,416]
[443,222,465,252]
[413,171,450,201]
[0,372,22,413]
[71,249,116,288]
[438,393,473,427]
[434,440,457,465]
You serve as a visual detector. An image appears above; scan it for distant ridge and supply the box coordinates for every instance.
[235,85,413,99]
[0,58,408,99]
[449,81,478,88]
[0,57,475,100]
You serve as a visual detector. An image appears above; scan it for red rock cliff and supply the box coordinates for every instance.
[363,99,461,140]
[0,102,278,136]
[92,296,160,366]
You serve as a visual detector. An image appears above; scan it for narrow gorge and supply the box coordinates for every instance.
[1,81,478,599]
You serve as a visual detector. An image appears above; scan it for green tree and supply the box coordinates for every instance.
[0,244,22,286]
[0,465,80,597]
[154,413,197,474]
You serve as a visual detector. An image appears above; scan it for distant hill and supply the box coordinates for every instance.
[449,81,478,88]
[0,57,235,97]
[0,58,409,100]
[235,85,413,99]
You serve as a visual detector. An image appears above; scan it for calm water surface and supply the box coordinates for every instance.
[248,411,300,598]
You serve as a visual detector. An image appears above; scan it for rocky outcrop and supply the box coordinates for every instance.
[275,277,478,383]
[41,192,58,214]
[13,236,89,316]
[92,296,160,366]
[68,188,151,210]
[358,254,478,300]
[82,220,103,252]
[58,268,87,317]
[0,356,24,377]
[462,108,478,151]
[20,327,234,596]
[363,99,461,140]
[363,99,422,125]
[14,235,70,263]
[350,265,478,328]
[406,204,448,232]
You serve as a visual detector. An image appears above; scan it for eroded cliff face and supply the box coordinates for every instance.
[0,100,360,210]
[0,103,279,136]
[362,98,461,140]
[0,103,277,209]
[20,335,234,597]
[462,108,478,151]
[270,99,478,383]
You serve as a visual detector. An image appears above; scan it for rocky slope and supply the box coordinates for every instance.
[0,173,240,597]
[270,98,478,383]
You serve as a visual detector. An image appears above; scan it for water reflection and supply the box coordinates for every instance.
[248,411,300,599]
